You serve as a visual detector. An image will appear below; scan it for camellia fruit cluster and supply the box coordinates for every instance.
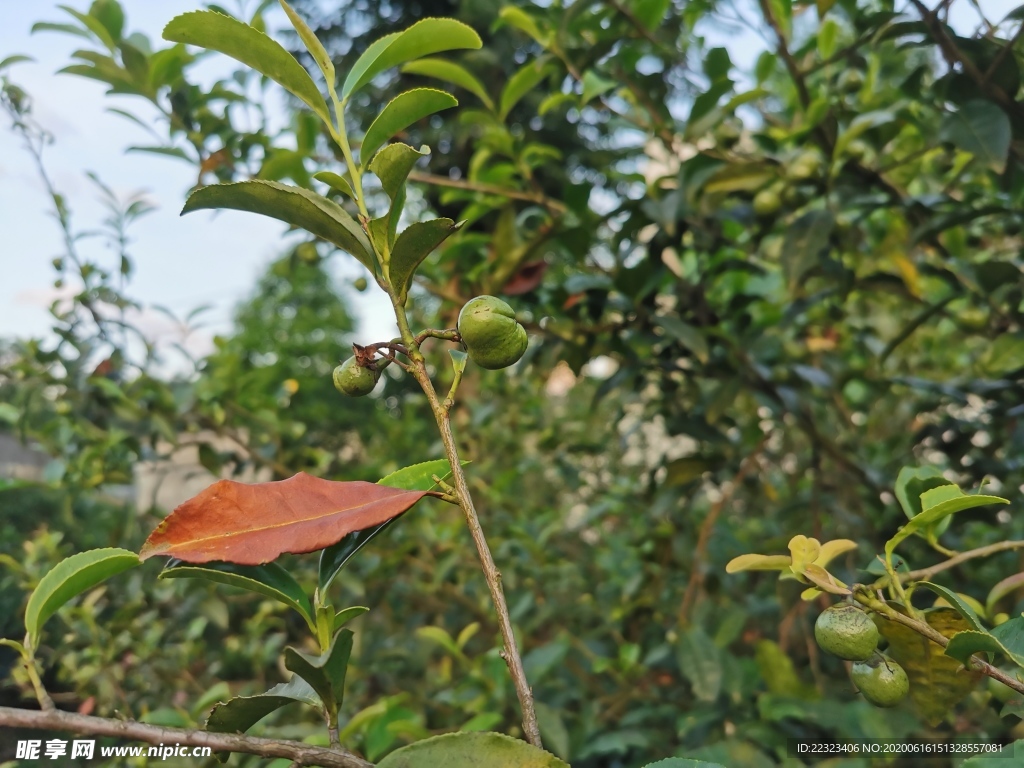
[457,295,528,370]
[814,603,909,708]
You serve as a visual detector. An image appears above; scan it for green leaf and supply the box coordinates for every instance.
[875,605,982,725]
[388,218,461,301]
[987,573,1024,617]
[787,534,820,574]
[279,0,334,90]
[818,18,840,59]
[318,521,396,593]
[643,761,727,768]
[378,459,462,491]
[313,171,354,199]
[979,333,1024,375]
[31,22,94,41]
[58,4,116,51]
[992,616,1024,666]
[632,0,672,29]
[0,403,19,423]
[181,180,374,274]
[885,489,1007,559]
[368,143,430,202]
[90,0,125,41]
[401,59,493,110]
[676,627,722,702]
[341,18,482,100]
[449,349,468,376]
[417,625,464,659]
[653,315,709,363]
[127,145,193,162]
[581,69,617,105]
[497,7,548,46]
[206,675,321,734]
[940,100,1011,173]
[368,215,392,260]
[334,605,369,630]
[367,143,429,244]
[361,89,458,166]
[755,639,816,698]
[283,629,354,719]
[159,560,314,633]
[781,210,834,292]
[815,539,857,568]
[945,630,1024,668]
[318,460,460,591]
[916,582,986,633]
[834,110,895,158]
[500,58,553,120]
[25,548,140,645]
[0,55,34,71]
[701,163,775,194]
[377,731,569,768]
[894,466,950,520]
[533,701,570,761]
[162,11,331,125]
[724,554,792,573]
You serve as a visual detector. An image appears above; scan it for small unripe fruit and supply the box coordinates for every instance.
[814,604,879,661]
[988,674,1017,704]
[753,187,782,217]
[838,69,864,95]
[786,150,822,181]
[852,655,909,707]
[353,277,368,292]
[333,356,379,397]
[457,295,528,370]
[296,242,319,263]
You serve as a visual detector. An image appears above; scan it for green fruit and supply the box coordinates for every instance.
[852,655,909,707]
[988,674,1017,704]
[353,277,368,292]
[333,356,379,397]
[814,604,879,660]
[753,187,782,217]
[296,242,319,263]
[786,150,822,181]
[837,69,864,94]
[457,295,528,370]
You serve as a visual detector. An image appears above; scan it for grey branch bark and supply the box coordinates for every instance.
[0,707,373,768]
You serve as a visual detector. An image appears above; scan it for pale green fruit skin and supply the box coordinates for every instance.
[988,672,1018,703]
[786,150,822,181]
[333,357,378,397]
[814,604,879,661]
[753,187,782,217]
[457,295,528,370]
[852,656,909,707]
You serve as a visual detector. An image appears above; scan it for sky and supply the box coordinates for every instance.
[0,0,1016,369]
[0,0,396,366]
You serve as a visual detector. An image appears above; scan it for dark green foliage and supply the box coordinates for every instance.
[3,0,1024,764]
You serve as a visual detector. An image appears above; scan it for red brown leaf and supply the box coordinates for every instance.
[501,260,548,295]
[139,472,431,565]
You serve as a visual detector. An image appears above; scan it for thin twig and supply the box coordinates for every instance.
[387,293,543,748]
[0,707,373,768]
[873,540,1024,587]
[757,0,811,108]
[679,439,767,624]
[407,171,566,214]
[981,22,1024,86]
[854,591,1024,695]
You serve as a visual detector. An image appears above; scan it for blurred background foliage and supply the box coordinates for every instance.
[2,0,1024,764]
